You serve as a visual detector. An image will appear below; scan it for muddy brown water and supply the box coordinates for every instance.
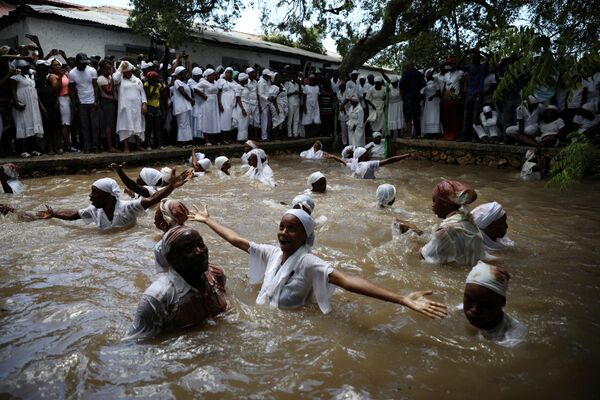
[1,157,599,399]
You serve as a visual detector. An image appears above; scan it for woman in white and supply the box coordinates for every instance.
[300,140,324,160]
[189,67,204,141]
[472,202,514,252]
[365,77,386,132]
[240,139,258,168]
[463,261,527,347]
[302,74,321,137]
[218,67,237,143]
[324,147,410,179]
[347,95,365,147]
[269,73,287,139]
[337,80,352,145]
[376,184,396,208]
[386,76,404,138]
[113,61,147,152]
[197,69,221,145]
[420,69,442,138]
[245,148,275,187]
[215,156,231,177]
[10,60,43,157]
[189,205,447,318]
[172,66,194,144]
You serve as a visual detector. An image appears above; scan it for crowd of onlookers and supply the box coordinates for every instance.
[0,37,598,159]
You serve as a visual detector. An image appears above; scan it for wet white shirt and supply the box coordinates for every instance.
[481,313,527,347]
[352,160,380,179]
[78,199,145,230]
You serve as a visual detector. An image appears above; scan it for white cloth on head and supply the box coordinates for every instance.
[192,67,202,76]
[292,194,315,214]
[118,61,134,72]
[421,212,487,266]
[160,167,173,183]
[472,202,515,251]
[341,145,354,159]
[188,152,205,166]
[199,158,211,170]
[307,171,325,188]
[466,261,509,297]
[238,73,248,81]
[92,178,121,199]
[376,184,396,207]
[372,131,382,138]
[173,66,185,76]
[139,167,162,186]
[215,156,229,171]
[246,140,258,149]
[283,208,315,246]
[245,148,275,186]
[203,68,215,78]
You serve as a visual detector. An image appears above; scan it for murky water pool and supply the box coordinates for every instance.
[1,156,599,399]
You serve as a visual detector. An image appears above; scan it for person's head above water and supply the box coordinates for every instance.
[248,148,267,169]
[137,167,163,187]
[291,194,315,215]
[431,180,477,219]
[279,209,315,254]
[372,131,383,144]
[163,226,209,288]
[472,202,508,242]
[307,171,326,193]
[154,199,189,232]
[463,261,510,330]
[313,141,322,151]
[353,147,370,162]
[376,184,396,207]
[89,178,121,209]
[243,140,258,154]
[215,156,231,175]
[341,145,354,159]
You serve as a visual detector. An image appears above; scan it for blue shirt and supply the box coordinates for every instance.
[464,63,489,95]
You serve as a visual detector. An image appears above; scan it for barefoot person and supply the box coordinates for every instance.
[37,170,191,230]
[189,205,447,318]
[124,226,227,340]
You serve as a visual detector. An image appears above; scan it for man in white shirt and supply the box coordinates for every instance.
[257,69,272,141]
[284,75,301,138]
[69,53,101,153]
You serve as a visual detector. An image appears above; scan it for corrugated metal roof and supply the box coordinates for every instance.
[28,4,129,28]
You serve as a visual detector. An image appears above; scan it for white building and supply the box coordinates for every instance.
[0,0,391,76]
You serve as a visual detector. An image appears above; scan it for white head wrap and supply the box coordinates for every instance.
[262,68,272,77]
[140,61,152,69]
[466,261,510,297]
[225,67,233,73]
[35,59,50,66]
[215,156,229,171]
[353,147,367,160]
[372,131,382,138]
[139,167,163,186]
[160,167,173,183]
[283,208,315,246]
[119,61,134,72]
[341,145,354,159]
[291,194,315,215]
[2,163,19,179]
[582,102,596,113]
[350,70,359,75]
[245,140,258,149]
[374,76,383,83]
[525,149,536,161]
[350,95,359,102]
[199,158,211,170]
[307,171,325,187]
[527,95,539,104]
[203,68,215,78]
[192,66,202,76]
[92,178,121,199]
[245,67,254,74]
[376,184,396,207]
[472,202,514,251]
[238,72,249,81]
[174,66,186,76]
[483,105,493,113]
[15,59,30,68]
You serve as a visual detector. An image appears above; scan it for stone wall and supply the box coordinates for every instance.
[392,138,560,169]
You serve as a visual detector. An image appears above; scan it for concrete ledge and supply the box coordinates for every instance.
[3,137,332,177]
[392,138,560,169]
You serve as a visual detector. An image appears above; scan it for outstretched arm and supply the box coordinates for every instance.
[110,163,151,198]
[379,153,410,167]
[140,169,192,209]
[323,152,348,166]
[189,204,250,253]
[36,205,81,220]
[328,270,447,319]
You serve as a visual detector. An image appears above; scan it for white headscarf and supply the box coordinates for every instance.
[472,202,515,251]
[192,66,203,76]
[139,167,163,186]
[372,131,383,138]
[466,261,510,297]
[215,156,229,171]
[199,158,211,170]
[245,140,258,149]
[245,67,254,74]
[203,68,215,78]
[284,208,315,246]
[173,66,186,76]
[292,194,315,215]
[341,145,354,159]
[160,167,173,184]
[238,73,249,81]
[307,171,325,187]
[353,147,367,160]
[118,61,134,72]
[376,184,396,207]
[92,178,121,199]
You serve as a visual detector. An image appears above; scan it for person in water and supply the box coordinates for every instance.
[376,184,396,208]
[214,156,231,176]
[396,180,486,266]
[463,261,527,347]
[245,148,275,186]
[188,204,447,318]
[1,163,25,194]
[471,202,514,252]
[37,170,191,230]
[124,226,228,340]
[306,171,326,193]
[324,147,410,179]
[154,199,190,273]
[291,193,315,215]
[300,141,324,160]
[111,163,171,198]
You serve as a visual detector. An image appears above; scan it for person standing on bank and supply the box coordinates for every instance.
[113,61,147,152]
[69,53,101,153]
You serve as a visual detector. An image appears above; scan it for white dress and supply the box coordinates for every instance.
[269,85,288,128]
[189,78,204,138]
[366,86,386,131]
[198,80,221,135]
[234,84,253,141]
[113,72,147,141]
[218,78,237,131]
[302,85,321,125]
[172,79,193,142]
[421,79,442,135]
[78,199,145,230]
[11,74,43,139]
[352,160,380,179]
[347,104,365,147]
[481,313,527,347]
[421,212,486,266]
[387,85,404,133]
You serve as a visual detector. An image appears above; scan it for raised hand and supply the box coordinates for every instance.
[110,162,126,170]
[189,204,210,223]
[403,290,448,319]
[170,168,192,188]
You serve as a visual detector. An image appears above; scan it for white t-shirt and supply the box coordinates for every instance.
[573,114,600,132]
[353,160,380,179]
[78,199,145,230]
[539,118,565,139]
[284,81,300,107]
[69,66,98,104]
[481,313,527,348]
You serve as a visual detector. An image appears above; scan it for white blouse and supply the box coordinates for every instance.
[78,199,145,230]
